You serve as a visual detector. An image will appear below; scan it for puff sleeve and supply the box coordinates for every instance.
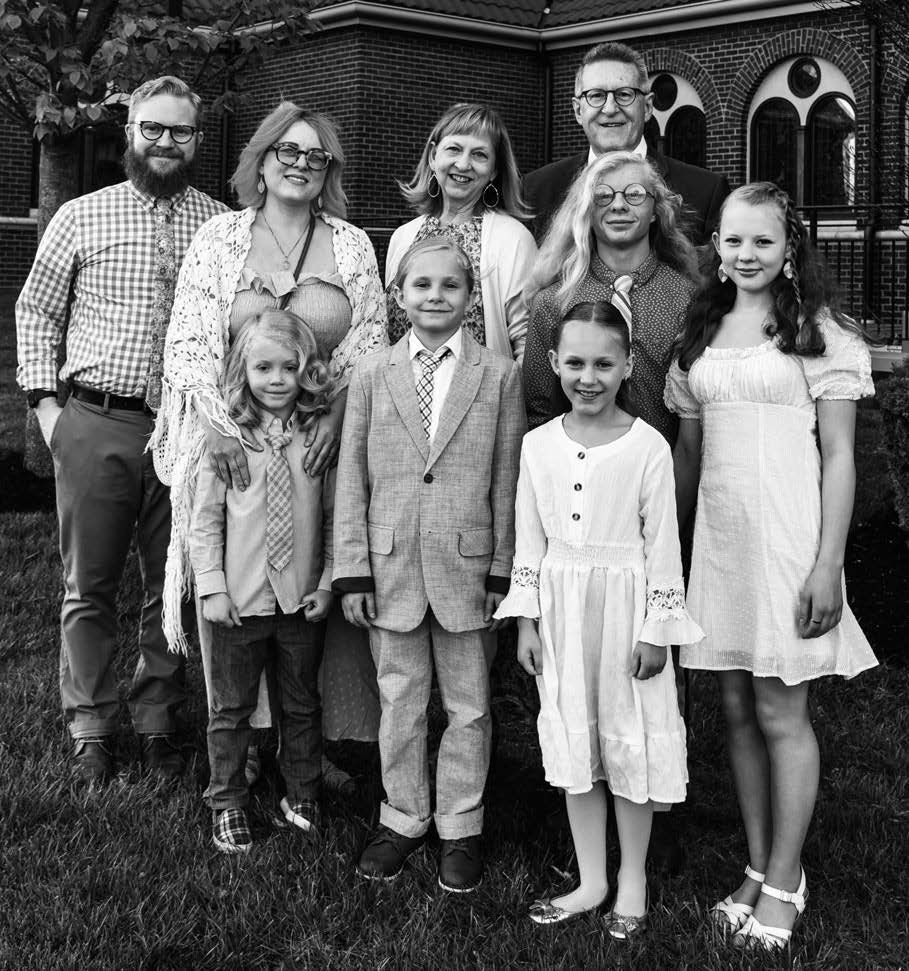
[663,359,702,419]
[800,315,874,401]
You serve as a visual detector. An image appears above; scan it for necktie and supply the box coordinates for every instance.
[415,347,451,438]
[611,274,634,332]
[145,198,177,411]
[266,426,295,571]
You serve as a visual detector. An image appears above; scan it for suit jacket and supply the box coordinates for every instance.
[332,330,526,633]
[524,150,730,245]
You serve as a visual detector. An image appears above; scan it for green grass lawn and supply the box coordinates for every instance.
[1,306,907,970]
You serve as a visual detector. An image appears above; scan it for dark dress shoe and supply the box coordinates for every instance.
[438,835,483,893]
[357,825,424,880]
[141,734,185,780]
[71,738,115,784]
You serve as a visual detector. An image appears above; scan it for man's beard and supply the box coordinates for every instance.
[123,144,194,197]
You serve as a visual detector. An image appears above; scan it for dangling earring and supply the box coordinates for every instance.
[428,173,441,199]
[782,259,794,280]
[718,265,729,283]
[316,193,323,212]
[482,182,500,209]
[257,175,265,195]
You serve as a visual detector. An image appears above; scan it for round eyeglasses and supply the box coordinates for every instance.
[132,121,199,144]
[594,183,655,207]
[575,87,645,109]
[270,144,333,170]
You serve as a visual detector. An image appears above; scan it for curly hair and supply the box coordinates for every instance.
[230,102,347,216]
[223,309,335,430]
[398,102,531,220]
[675,182,866,371]
[526,151,698,314]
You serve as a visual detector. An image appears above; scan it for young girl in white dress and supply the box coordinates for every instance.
[666,182,877,951]
[495,300,702,938]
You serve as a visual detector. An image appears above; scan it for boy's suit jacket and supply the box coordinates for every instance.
[333,329,526,634]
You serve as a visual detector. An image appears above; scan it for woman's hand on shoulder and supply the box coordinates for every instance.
[631,640,668,680]
[798,561,843,638]
[205,421,259,490]
[303,406,344,476]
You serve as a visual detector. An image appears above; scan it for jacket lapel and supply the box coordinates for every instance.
[426,330,483,469]
[384,336,430,461]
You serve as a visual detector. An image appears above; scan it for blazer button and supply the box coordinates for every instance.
[578,452,585,459]
[424,472,433,483]
[574,483,582,491]
[572,512,580,521]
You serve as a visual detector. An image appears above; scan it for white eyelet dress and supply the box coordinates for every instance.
[494,417,703,803]
[664,317,878,685]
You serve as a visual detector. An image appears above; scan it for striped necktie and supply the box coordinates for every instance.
[266,426,295,571]
[611,274,634,331]
[145,197,176,411]
[415,347,451,438]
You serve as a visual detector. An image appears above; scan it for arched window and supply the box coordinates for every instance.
[648,72,706,166]
[808,95,855,206]
[750,98,799,197]
[665,105,707,169]
[747,56,856,210]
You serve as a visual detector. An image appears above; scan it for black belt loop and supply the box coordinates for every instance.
[103,392,111,414]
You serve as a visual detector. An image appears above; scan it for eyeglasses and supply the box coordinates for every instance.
[270,144,333,170]
[594,183,655,207]
[131,121,199,144]
[575,87,645,109]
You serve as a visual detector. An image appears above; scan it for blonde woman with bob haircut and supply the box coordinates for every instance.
[523,151,699,441]
[154,101,387,777]
[385,103,537,362]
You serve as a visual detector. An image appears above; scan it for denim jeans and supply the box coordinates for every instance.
[205,609,324,811]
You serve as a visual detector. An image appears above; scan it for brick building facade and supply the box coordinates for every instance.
[3,0,907,338]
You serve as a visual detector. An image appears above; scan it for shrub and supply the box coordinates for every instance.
[877,362,909,542]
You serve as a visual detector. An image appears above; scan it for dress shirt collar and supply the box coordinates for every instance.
[408,326,463,361]
[126,180,191,213]
[589,248,659,289]
[587,136,648,167]
[257,411,297,437]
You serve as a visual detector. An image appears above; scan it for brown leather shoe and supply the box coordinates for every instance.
[438,835,483,893]
[140,734,186,781]
[71,737,115,784]
[357,825,424,880]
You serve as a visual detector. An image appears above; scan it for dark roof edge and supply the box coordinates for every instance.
[308,0,850,50]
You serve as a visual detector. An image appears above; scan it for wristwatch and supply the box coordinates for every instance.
[26,389,57,408]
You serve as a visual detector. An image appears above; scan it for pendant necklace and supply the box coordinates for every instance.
[261,211,310,269]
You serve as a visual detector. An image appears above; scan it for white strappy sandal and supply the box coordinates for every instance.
[709,864,765,932]
[733,868,808,951]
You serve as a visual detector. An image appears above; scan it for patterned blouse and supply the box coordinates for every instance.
[522,251,696,444]
[386,215,486,346]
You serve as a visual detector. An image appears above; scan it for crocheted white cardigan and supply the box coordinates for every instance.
[151,206,388,652]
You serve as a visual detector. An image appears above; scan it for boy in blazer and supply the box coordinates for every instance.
[333,238,525,892]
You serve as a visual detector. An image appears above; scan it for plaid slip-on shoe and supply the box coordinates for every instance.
[212,808,252,855]
[279,797,321,832]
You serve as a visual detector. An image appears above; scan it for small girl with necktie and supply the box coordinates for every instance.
[188,308,336,854]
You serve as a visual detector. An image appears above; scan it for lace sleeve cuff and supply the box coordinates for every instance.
[492,564,541,620]
[639,584,705,647]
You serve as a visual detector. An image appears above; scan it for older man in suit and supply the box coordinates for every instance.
[333,239,525,893]
[524,41,729,244]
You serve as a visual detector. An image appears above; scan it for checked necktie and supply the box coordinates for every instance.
[266,427,295,571]
[415,347,451,438]
[144,197,176,411]
[611,274,634,331]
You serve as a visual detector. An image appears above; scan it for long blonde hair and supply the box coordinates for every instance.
[223,309,334,430]
[527,151,698,315]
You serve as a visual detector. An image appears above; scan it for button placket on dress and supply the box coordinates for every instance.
[568,449,587,529]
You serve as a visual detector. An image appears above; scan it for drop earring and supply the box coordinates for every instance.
[257,175,265,195]
[783,260,794,280]
[428,173,441,199]
[718,265,729,283]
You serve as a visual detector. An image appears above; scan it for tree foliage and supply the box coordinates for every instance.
[0,0,315,141]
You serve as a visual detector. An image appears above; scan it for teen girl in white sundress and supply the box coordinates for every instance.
[666,182,877,952]
[495,299,703,940]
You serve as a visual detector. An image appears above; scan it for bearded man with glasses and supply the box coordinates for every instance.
[16,75,227,785]
[524,41,729,244]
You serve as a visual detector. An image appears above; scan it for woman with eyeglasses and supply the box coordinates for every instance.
[523,151,699,438]
[154,102,387,802]
[385,103,537,362]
